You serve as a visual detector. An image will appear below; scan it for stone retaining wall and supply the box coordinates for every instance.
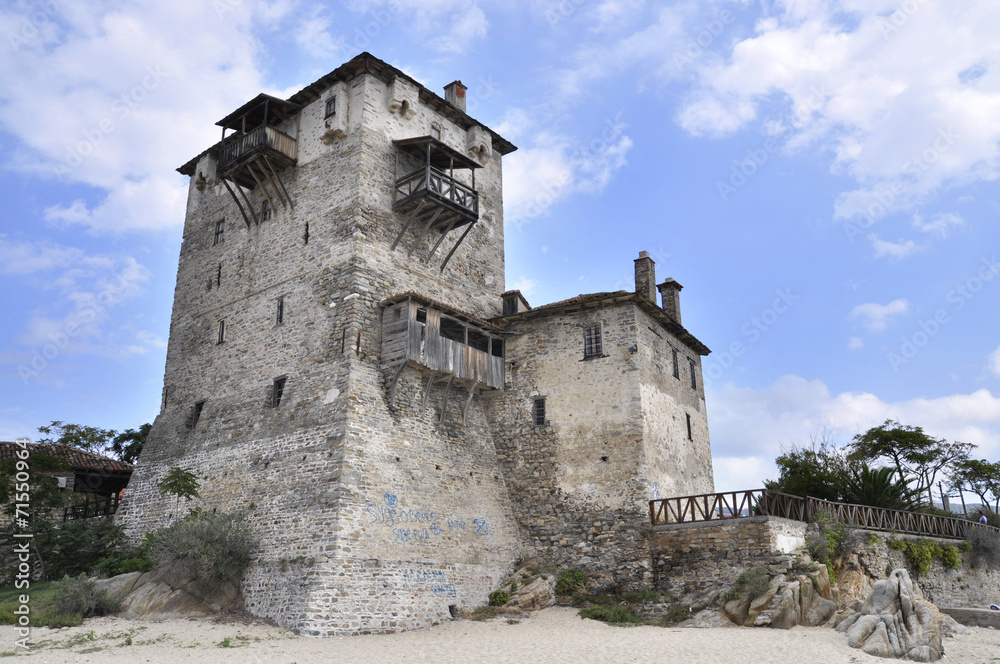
[650,517,806,603]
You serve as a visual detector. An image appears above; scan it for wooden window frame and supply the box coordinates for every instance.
[276,296,285,326]
[532,397,546,427]
[213,219,225,245]
[271,376,287,408]
[261,199,272,221]
[325,97,336,118]
[689,359,697,390]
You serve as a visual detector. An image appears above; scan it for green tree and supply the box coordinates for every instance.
[37,421,117,458]
[158,467,200,518]
[847,420,974,506]
[110,423,151,465]
[764,440,849,502]
[841,463,921,511]
[948,458,1000,513]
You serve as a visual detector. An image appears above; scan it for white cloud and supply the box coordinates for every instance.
[0,1,269,234]
[502,115,632,229]
[848,337,863,350]
[669,2,1000,223]
[849,299,909,333]
[294,8,344,60]
[510,276,538,297]
[708,376,1000,492]
[989,345,1000,378]
[869,234,920,262]
[912,212,965,238]
[348,0,489,54]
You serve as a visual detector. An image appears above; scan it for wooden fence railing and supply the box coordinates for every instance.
[648,489,1000,541]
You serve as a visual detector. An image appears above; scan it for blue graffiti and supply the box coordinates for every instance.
[371,493,491,543]
[447,520,466,530]
[384,493,398,508]
[473,518,489,536]
[431,584,457,597]
[405,571,447,584]
[430,523,443,536]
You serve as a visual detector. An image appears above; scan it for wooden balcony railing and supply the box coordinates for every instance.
[649,489,1000,541]
[219,125,298,171]
[63,493,121,521]
[394,166,479,217]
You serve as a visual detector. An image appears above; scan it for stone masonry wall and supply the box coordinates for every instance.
[650,517,807,603]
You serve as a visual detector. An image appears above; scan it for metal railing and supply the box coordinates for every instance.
[219,125,298,170]
[649,489,1000,540]
[394,166,478,215]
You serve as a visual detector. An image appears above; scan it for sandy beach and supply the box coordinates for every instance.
[2,607,998,664]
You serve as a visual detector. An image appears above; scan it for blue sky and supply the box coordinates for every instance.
[2,0,1000,494]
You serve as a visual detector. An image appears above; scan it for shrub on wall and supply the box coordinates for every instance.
[148,509,253,595]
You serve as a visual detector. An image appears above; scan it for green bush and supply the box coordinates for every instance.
[578,604,641,625]
[488,590,509,607]
[940,545,961,571]
[720,567,770,604]
[148,510,253,595]
[967,527,1000,569]
[51,574,120,619]
[888,538,957,576]
[555,569,587,596]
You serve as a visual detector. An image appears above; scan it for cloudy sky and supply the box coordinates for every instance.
[2,0,999,494]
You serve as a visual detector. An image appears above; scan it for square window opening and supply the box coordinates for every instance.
[490,338,504,358]
[189,400,206,429]
[467,329,489,353]
[440,316,465,344]
[261,199,272,221]
[325,97,337,118]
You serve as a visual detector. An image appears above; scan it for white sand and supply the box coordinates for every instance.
[1,607,998,663]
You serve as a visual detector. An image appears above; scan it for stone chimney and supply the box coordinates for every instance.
[634,251,657,303]
[658,279,683,325]
[444,80,467,112]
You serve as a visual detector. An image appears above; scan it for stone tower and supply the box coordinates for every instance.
[117,53,523,635]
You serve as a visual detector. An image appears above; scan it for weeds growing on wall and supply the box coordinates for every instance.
[967,527,1000,569]
[888,538,962,576]
[719,567,770,604]
[555,568,587,596]
[148,509,253,596]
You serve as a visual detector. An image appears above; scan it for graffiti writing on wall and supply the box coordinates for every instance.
[366,493,490,544]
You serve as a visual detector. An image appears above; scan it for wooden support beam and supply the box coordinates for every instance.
[391,200,426,251]
[424,215,459,263]
[246,162,276,216]
[221,178,254,228]
[407,208,443,257]
[233,177,260,225]
[254,156,288,208]
[462,384,477,426]
[421,372,436,411]
[263,154,294,208]
[387,361,408,408]
[440,220,478,271]
[439,374,455,423]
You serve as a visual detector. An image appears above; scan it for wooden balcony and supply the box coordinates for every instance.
[394,165,479,221]
[218,125,298,189]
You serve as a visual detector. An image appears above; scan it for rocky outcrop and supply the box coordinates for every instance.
[835,569,960,662]
[95,570,240,620]
[722,557,838,629]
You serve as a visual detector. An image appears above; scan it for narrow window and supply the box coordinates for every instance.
[686,413,693,441]
[303,222,309,245]
[261,199,272,221]
[271,376,287,408]
[217,319,226,344]
[276,297,285,325]
[430,124,442,140]
[214,220,225,245]
[672,348,679,379]
[325,97,336,118]
[689,359,697,389]
[188,400,206,429]
[533,398,546,427]
[584,324,602,358]
[490,338,504,358]
[161,386,170,412]
[216,263,222,288]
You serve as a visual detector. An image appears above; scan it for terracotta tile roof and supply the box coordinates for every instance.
[493,290,712,356]
[0,442,133,473]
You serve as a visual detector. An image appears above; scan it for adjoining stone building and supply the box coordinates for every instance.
[116,52,714,635]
